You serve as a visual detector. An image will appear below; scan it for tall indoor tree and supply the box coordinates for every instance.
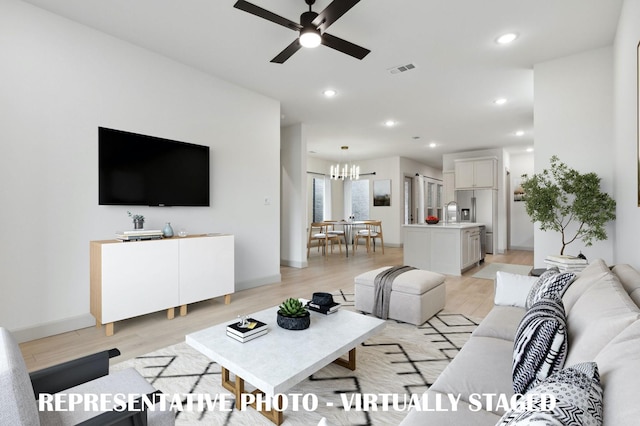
[521,155,616,255]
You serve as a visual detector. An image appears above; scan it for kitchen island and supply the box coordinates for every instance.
[403,223,484,276]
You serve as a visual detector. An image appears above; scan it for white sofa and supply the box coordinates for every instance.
[400,259,640,425]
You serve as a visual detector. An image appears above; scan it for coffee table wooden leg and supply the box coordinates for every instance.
[220,367,283,425]
[333,347,357,370]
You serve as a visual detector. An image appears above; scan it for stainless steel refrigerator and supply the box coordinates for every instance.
[456,189,498,254]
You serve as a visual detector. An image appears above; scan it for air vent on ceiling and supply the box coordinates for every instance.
[388,63,417,75]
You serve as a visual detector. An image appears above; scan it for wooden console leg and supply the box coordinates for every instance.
[105,322,114,337]
[179,304,187,316]
[224,294,232,305]
[167,307,175,320]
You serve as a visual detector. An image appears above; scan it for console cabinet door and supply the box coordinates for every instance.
[101,240,179,323]
[179,235,234,305]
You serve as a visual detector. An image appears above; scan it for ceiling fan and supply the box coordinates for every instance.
[233,0,370,64]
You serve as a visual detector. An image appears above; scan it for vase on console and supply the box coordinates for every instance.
[163,222,174,238]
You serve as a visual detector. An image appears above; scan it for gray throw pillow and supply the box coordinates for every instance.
[497,362,603,426]
[513,297,567,395]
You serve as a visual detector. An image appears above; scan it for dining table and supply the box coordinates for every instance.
[324,220,368,258]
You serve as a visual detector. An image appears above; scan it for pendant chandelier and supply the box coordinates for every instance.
[330,146,360,180]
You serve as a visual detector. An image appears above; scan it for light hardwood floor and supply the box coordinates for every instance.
[19,247,532,372]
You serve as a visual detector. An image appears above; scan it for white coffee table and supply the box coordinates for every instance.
[186,305,386,424]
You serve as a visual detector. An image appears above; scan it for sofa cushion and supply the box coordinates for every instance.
[512,297,567,394]
[497,362,603,426]
[494,272,538,308]
[398,390,501,426]
[472,306,525,342]
[0,327,40,426]
[525,272,575,309]
[612,264,640,307]
[564,269,640,366]
[524,268,559,309]
[430,336,515,415]
[594,319,640,424]
[562,259,610,312]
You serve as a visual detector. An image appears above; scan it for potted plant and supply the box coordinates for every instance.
[276,298,310,330]
[127,211,145,230]
[520,155,616,255]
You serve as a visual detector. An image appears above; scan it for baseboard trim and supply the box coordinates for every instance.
[509,246,534,251]
[13,314,96,343]
[280,259,308,268]
[235,274,282,291]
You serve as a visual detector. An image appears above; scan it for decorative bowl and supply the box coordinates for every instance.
[426,219,439,224]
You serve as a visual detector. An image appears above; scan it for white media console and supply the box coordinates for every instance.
[90,234,234,336]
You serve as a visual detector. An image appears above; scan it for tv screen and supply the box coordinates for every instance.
[99,127,210,206]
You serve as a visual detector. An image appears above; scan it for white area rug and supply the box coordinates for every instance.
[113,312,478,425]
[472,262,532,280]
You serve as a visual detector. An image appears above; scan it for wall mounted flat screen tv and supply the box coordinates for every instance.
[99,127,210,206]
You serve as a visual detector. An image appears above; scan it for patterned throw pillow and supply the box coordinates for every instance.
[525,268,559,309]
[513,297,567,394]
[497,362,603,426]
[526,271,576,309]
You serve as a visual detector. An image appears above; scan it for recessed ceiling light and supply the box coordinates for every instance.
[323,89,337,98]
[496,33,518,45]
[515,130,525,137]
[494,98,507,105]
[384,120,396,127]
[526,147,534,153]
[429,142,437,148]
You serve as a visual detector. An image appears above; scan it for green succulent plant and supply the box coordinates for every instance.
[278,298,308,317]
[127,211,145,221]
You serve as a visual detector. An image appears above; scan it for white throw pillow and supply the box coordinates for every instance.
[495,271,539,308]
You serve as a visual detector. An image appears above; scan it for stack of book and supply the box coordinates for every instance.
[544,255,588,272]
[307,300,341,315]
[116,229,164,241]
[226,318,268,343]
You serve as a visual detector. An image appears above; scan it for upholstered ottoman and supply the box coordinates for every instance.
[354,266,446,325]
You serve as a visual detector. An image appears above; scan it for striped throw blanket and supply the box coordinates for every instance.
[373,265,416,319]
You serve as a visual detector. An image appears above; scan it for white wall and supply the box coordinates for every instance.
[281,124,307,268]
[0,0,281,340]
[613,0,640,268]
[509,153,534,250]
[533,47,614,266]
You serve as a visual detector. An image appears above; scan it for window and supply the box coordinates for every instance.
[351,179,370,220]
[312,177,325,222]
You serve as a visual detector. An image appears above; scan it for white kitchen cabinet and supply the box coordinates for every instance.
[90,234,234,336]
[403,224,481,276]
[454,158,497,189]
[462,228,482,269]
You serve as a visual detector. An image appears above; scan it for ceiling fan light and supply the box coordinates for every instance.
[299,28,321,48]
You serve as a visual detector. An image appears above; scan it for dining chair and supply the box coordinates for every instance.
[354,220,384,254]
[307,222,342,258]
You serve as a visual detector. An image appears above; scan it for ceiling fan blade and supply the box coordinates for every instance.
[233,0,301,31]
[321,33,370,60]
[271,39,303,64]
[312,0,362,33]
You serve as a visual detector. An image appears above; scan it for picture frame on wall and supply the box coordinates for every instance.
[373,179,391,206]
